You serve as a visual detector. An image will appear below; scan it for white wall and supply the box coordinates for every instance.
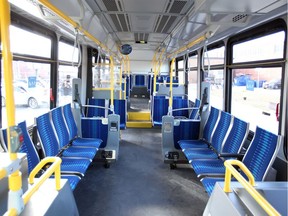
[129,49,169,74]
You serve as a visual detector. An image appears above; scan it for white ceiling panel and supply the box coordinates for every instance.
[123,0,168,13]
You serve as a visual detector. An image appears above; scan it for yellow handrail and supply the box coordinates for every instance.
[92,87,113,91]
[119,59,123,99]
[4,208,17,216]
[110,56,114,107]
[223,160,280,216]
[167,34,207,59]
[23,157,62,204]
[169,58,175,109]
[38,0,116,58]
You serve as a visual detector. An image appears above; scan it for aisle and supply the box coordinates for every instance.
[74,128,208,216]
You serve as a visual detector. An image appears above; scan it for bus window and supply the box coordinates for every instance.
[10,25,51,58]
[188,54,198,101]
[231,67,282,133]
[58,41,79,106]
[203,46,225,109]
[1,61,50,128]
[177,60,184,85]
[233,31,285,63]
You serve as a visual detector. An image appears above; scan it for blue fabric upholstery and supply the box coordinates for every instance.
[152,96,169,126]
[173,120,200,149]
[63,104,102,148]
[183,111,232,163]
[81,118,108,148]
[41,109,97,160]
[18,121,81,191]
[86,98,106,117]
[199,126,280,196]
[191,118,249,176]
[172,98,189,117]
[189,98,201,119]
[179,107,220,150]
[135,75,145,86]
[201,178,223,196]
[110,99,126,129]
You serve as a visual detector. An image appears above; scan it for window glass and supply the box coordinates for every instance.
[10,25,51,58]
[1,61,50,128]
[58,65,78,106]
[233,31,285,63]
[204,46,225,65]
[231,68,281,133]
[204,69,224,109]
[59,41,79,63]
[188,70,197,101]
[178,60,184,69]
[189,54,198,68]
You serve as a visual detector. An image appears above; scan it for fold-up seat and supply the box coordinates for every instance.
[63,103,102,148]
[200,126,282,196]
[183,111,233,162]
[18,121,81,191]
[179,106,220,150]
[191,117,249,177]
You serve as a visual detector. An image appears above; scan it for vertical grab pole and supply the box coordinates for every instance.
[119,59,123,99]
[152,51,158,95]
[0,0,24,214]
[110,56,114,112]
[168,58,175,115]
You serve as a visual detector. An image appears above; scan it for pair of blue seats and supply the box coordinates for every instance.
[179,106,282,195]
[18,103,103,191]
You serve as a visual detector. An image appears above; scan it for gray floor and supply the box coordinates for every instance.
[74,128,209,216]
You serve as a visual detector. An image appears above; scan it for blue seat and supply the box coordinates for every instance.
[18,121,81,191]
[183,111,233,162]
[179,106,220,150]
[63,103,102,148]
[191,117,249,177]
[51,107,98,160]
[200,126,282,196]
[152,96,169,126]
[189,98,201,119]
[36,113,92,176]
[172,98,189,117]
[86,98,106,118]
[110,99,127,129]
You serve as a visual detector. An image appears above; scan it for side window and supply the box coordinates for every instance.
[230,31,285,133]
[188,54,198,101]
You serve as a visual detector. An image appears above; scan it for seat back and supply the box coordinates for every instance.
[36,112,60,157]
[221,117,249,153]
[86,98,106,118]
[242,126,281,181]
[0,129,8,151]
[63,103,78,140]
[210,111,232,152]
[202,107,220,142]
[189,98,201,119]
[18,121,40,174]
[152,96,169,126]
[109,99,127,129]
[172,98,189,117]
[51,107,70,148]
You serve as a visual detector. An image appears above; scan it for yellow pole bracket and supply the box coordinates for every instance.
[223,160,280,216]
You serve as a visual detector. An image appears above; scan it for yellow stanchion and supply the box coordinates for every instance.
[223,160,280,216]
[169,58,175,109]
[110,57,114,109]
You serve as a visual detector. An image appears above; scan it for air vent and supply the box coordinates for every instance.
[155,15,169,33]
[169,1,187,13]
[117,0,123,11]
[118,14,128,31]
[110,14,122,31]
[102,0,119,12]
[165,0,172,13]
[162,16,177,33]
[126,14,131,31]
[232,14,248,23]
